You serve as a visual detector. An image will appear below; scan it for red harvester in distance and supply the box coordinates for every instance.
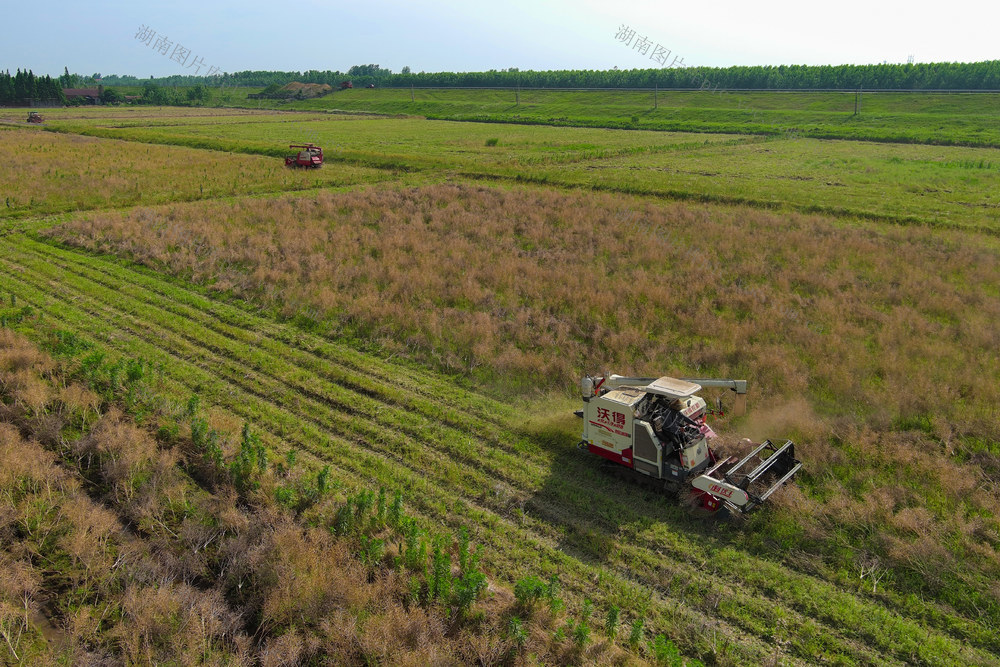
[284,144,323,168]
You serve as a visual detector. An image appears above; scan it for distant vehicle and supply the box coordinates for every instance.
[366,84,375,89]
[27,112,43,123]
[284,144,323,168]
[339,81,353,89]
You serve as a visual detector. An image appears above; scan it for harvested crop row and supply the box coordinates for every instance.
[18,238,539,485]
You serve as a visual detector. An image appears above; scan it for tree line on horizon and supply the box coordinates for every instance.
[82,60,1000,91]
[0,69,66,104]
[9,61,1000,95]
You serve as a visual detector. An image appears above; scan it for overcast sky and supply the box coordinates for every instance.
[5,0,998,77]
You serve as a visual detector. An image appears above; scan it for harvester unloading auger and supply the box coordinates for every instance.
[576,375,801,514]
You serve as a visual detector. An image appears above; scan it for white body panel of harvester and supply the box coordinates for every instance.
[581,377,712,479]
[582,387,642,466]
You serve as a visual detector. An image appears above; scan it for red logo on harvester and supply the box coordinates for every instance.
[709,483,733,499]
[592,408,628,437]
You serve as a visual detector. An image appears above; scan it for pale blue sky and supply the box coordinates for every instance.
[4,0,998,77]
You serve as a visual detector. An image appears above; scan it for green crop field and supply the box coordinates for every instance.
[34,108,1000,231]
[203,87,1000,147]
[2,95,1000,665]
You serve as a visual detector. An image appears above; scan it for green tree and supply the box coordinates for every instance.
[0,71,13,104]
[186,84,207,102]
[59,66,78,89]
[100,87,123,104]
[141,83,176,105]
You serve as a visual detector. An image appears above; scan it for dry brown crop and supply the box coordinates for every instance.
[49,183,1000,618]
[51,183,1000,439]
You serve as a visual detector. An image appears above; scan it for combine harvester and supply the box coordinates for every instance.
[577,374,800,514]
[284,144,323,168]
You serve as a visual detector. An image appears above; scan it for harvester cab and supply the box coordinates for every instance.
[284,144,323,168]
[27,112,43,123]
[577,374,801,514]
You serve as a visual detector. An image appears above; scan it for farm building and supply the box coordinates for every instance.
[62,87,102,104]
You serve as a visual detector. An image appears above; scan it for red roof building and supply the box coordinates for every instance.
[63,88,102,104]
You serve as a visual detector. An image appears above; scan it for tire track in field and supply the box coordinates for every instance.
[4,239,993,666]
[0,253,795,665]
[1,260,556,547]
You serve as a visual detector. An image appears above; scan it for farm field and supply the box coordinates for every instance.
[3,229,998,666]
[538,138,1000,230]
[0,127,397,219]
[0,321,630,664]
[0,105,286,123]
[39,113,748,168]
[34,109,1000,231]
[208,87,1000,147]
[2,102,1000,665]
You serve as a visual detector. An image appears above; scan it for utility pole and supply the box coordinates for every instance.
[654,83,658,109]
[410,84,414,102]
